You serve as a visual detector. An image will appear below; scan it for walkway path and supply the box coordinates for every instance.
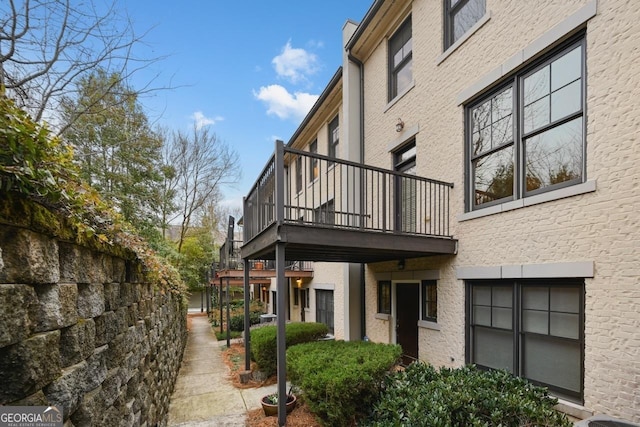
[167,313,276,426]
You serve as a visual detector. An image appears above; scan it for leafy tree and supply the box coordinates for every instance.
[162,125,241,252]
[175,228,217,291]
[0,0,160,132]
[61,69,165,234]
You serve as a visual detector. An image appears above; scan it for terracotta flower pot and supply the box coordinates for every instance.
[261,394,296,417]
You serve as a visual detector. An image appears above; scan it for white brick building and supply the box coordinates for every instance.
[242,0,640,422]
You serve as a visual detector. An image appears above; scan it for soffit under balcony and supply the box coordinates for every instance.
[241,222,457,264]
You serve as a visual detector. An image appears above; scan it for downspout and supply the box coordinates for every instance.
[348,52,367,340]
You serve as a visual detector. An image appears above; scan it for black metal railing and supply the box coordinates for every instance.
[218,239,313,271]
[244,141,454,244]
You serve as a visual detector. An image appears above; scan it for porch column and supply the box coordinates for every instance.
[274,139,287,426]
[244,258,251,371]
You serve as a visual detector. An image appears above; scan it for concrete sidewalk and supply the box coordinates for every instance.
[167,313,277,426]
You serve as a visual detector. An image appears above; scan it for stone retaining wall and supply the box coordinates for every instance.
[0,224,188,426]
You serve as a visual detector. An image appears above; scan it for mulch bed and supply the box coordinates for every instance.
[220,342,321,427]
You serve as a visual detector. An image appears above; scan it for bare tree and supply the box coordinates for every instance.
[0,0,162,132]
[164,125,241,253]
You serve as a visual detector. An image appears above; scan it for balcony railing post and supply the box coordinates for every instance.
[275,140,285,224]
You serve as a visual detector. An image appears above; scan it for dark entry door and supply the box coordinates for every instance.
[396,283,419,365]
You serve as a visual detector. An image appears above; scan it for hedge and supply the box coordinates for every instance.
[365,363,572,427]
[250,322,328,377]
[287,340,402,427]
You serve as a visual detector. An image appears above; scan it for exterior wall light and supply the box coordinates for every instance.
[396,118,404,132]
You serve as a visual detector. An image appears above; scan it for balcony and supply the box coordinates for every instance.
[241,141,457,264]
[214,239,313,286]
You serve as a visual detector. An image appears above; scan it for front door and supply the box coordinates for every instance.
[396,283,419,365]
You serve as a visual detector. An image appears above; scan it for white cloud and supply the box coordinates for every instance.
[253,85,318,122]
[272,40,319,84]
[191,111,223,129]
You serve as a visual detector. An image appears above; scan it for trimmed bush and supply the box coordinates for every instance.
[250,322,328,376]
[365,363,572,427]
[287,340,402,427]
[228,312,262,332]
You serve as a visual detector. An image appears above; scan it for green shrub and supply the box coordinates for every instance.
[364,363,572,427]
[287,340,402,427]
[228,312,262,331]
[250,322,329,376]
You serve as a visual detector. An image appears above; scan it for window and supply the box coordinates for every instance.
[328,115,339,159]
[377,281,391,314]
[309,140,318,182]
[294,288,299,306]
[389,16,412,100]
[467,279,584,402]
[316,290,334,334]
[444,0,486,50]
[272,291,277,314]
[421,280,437,322]
[467,37,585,210]
[295,156,302,193]
[313,199,335,225]
[394,142,417,232]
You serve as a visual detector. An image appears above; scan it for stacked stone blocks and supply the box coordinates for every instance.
[0,226,187,426]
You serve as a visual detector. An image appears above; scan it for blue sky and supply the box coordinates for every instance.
[123,1,373,211]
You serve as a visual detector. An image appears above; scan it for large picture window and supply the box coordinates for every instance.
[467,279,584,402]
[467,36,585,210]
[443,0,486,50]
[389,16,412,101]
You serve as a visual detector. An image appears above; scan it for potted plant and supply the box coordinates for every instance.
[260,392,297,417]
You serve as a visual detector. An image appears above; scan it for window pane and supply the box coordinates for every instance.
[550,312,579,339]
[473,306,491,326]
[551,46,581,91]
[474,327,513,372]
[493,307,512,329]
[492,88,513,120]
[453,0,486,42]
[473,146,514,206]
[491,115,513,148]
[524,66,550,105]
[396,59,413,94]
[551,80,581,122]
[523,309,548,334]
[550,287,580,312]
[472,100,491,134]
[473,286,491,305]
[492,286,512,307]
[525,117,583,191]
[523,287,548,310]
[523,95,550,134]
[523,334,581,393]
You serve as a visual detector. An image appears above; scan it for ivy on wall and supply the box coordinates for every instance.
[0,90,184,295]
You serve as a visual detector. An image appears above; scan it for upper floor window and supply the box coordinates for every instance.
[466,36,585,211]
[444,0,485,50]
[394,141,417,232]
[328,115,339,159]
[309,139,318,182]
[389,16,412,101]
[295,156,302,193]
